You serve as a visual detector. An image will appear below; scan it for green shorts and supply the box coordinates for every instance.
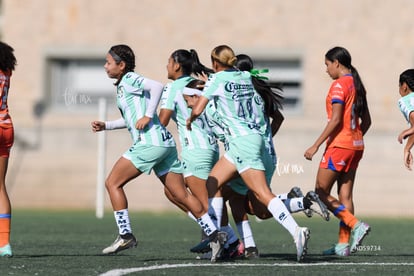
[123,144,182,177]
[262,145,276,183]
[181,148,219,180]
[229,142,276,195]
[225,134,265,173]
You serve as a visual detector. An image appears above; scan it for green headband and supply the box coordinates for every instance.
[250,68,269,80]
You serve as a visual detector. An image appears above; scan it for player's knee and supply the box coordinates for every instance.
[315,187,329,198]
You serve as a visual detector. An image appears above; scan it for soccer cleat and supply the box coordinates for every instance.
[223,239,244,259]
[190,239,210,253]
[102,234,138,254]
[288,187,312,217]
[287,186,304,198]
[306,191,330,221]
[322,243,350,256]
[196,251,212,260]
[209,231,227,262]
[234,240,245,258]
[294,226,310,262]
[244,246,259,259]
[0,244,12,257]
[350,221,370,253]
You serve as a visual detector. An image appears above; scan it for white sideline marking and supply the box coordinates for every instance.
[100,262,414,276]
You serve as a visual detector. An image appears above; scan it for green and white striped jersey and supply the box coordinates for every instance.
[117,72,175,147]
[205,88,275,159]
[202,69,261,140]
[398,92,414,125]
[251,92,276,159]
[160,76,218,151]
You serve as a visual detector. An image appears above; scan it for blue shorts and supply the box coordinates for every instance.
[123,144,182,176]
[181,148,219,180]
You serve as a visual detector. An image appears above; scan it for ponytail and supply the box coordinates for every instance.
[251,78,284,117]
[190,49,214,76]
[235,54,284,117]
[211,45,237,68]
[325,46,368,119]
[350,65,368,119]
[171,49,213,76]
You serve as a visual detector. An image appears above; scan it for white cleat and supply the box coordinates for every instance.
[209,231,227,262]
[102,234,138,255]
[294,227,310,262]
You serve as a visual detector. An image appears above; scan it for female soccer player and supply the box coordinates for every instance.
[184,80,327,260]
[230,54,329,257]
[0,41,16,258]
[159,50,241,257]
[304,46,371,256]
[397,69,414,170]
[187,45,310,262]
[230,53,328,258]
[159,49,218,214]
[91,44,224,257]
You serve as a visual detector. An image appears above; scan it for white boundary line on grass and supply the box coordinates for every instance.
[100,262,414,276]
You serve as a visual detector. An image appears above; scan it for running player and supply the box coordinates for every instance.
[189,54,328,259]
[159,49,218,216]
[397,69,414,170]
[184,82,328,260]
[229,54,329,258]
[0,42,16,258]
[91,44,225,257]
[187,45,310,262]
[159,49,241,256]
[304,46,371,256]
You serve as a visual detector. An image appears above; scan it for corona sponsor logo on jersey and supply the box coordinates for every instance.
[224,81,254,93]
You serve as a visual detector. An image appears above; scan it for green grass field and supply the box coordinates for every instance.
[1,210,413,275]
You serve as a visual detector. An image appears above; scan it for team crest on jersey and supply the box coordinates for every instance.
[117,86,124,98]
[125,72,144,86]
[254,94,263,106]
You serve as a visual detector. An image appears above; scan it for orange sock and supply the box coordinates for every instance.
[333,205,358,229]
[0,215,11,247]
[338,221,351,244]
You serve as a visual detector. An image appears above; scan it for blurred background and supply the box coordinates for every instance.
[1,0,413,216]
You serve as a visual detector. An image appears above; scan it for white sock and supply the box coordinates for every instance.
[221,224,238,248]
[196,213,218,237]
[237,220,256,248]
[284,198,305,213]
[187,211,197,222]
[209,197,223,229]
[267,197,298,236]
[277,193,288,201]
[114,209,132,235]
